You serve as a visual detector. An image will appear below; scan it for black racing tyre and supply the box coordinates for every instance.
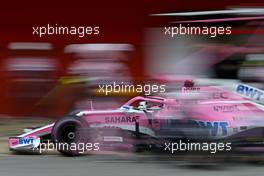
[68,109,82,116]
[51,116,88,156]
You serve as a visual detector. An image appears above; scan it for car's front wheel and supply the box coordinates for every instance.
[51,116,88,156]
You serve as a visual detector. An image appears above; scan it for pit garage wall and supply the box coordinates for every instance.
[0,45,144,118]
[0,3,147,118]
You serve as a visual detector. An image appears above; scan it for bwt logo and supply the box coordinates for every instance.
[188,120,228,137]
[236,84,264,101]
[19,138,34,145]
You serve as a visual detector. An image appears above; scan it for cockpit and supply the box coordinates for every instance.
[122,97,164,112]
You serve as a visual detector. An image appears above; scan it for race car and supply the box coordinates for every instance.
[8,80,264,156]
[9,96,186,155]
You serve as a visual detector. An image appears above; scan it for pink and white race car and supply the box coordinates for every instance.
[8,80,264,156]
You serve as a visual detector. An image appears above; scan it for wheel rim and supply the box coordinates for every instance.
[61,125,78,144]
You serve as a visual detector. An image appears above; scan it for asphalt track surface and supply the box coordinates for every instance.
[1,154,264,176]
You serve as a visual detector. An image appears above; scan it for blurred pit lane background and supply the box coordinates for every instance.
[2,2,264,174]
[0,1,263,119]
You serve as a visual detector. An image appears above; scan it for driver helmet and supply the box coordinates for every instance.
[138,101,147,110]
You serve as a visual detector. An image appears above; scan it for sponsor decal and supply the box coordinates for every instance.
[236,84,264,101]
[189,120,229,137]
[103,136,123,142]
[105,116,139,123]
[19,138,34,145]
[213,105,239,112]
[18,137,40,147]
[9,138,19,146]
[182,87,200,92]
[211,92,227,99]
